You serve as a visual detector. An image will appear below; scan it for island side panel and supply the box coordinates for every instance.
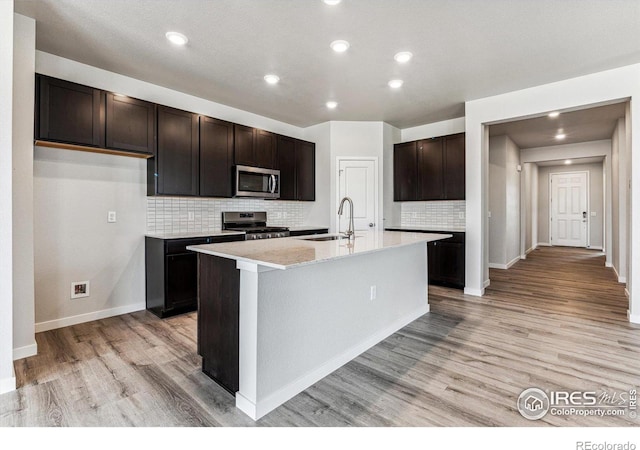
[241,242,429,419]
[197,254,240,394]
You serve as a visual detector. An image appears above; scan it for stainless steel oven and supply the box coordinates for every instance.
[235,165,280,199]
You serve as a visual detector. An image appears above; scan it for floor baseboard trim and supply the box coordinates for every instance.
[237,305,429,420]
[465,287,485,297]
[628,311,640,324]
[13,342,37,361]
[605,262,613,268]
[488,263,506,269]
[537,242,551,247]
[35,302,146,333]
[491,256,523,269]
[625,288,630,298]
[484,279,491,288]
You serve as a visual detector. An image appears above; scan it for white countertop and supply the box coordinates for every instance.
[187,230,451,270]
[146,230,246,239]
[287,225,329,232]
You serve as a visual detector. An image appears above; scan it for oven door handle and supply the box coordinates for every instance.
[267,175,273,193]
[269,175,276,194]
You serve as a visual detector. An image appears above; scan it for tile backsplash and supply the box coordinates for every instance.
[400,200,466,231]
[147,197,310,234]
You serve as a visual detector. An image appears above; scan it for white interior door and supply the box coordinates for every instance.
[550,172,588,247]
[338,159,377,232]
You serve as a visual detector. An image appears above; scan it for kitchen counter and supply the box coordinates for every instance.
[188,230,449,270]
[191,230,449,420]
[145,230,246,239]
[286,225,329,232]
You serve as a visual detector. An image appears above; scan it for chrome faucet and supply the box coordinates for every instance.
[338,196,355,240]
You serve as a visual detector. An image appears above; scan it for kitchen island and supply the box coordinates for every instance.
[188,230,450,420]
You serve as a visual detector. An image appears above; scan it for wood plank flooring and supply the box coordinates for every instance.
[2,246,638,426]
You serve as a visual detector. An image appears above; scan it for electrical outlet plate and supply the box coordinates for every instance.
[107,211,117,223]
[370,285,377,300]
[188,211,195,221]
[71,281,90,299]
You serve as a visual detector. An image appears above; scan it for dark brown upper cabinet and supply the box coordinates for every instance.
[234,125,277,169]
[151,106,199,196]
[443,133,465,200]
[393,141,418,201]
[200,116,234,198]
[418,138,445,200]
[233,124,255,166]
[105,93,156,155]
[277,135,297,200]
[277,136,315,201]
[393,133,465,201]
[36,74,105,148]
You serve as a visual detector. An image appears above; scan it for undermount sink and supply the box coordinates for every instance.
[298,234,362,242]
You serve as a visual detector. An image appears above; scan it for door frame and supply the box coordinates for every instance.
[335,156,380,232]
[549,170,590,248]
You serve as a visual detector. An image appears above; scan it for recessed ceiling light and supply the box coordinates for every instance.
[326,101,338,109]
[555,133,566,140]
[330,40,350,53]
[564,160,572,165]
[323,0,342,4]
[394,51,413,63]
[264,74,280,85]
[165,31,188,46]
[388,79,404,89]
[548,111,560,118]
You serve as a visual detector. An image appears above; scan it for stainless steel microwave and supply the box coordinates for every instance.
[235,165,280,199]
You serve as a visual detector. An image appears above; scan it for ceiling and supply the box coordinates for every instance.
[489,102,627,149]
[14,0,640,129]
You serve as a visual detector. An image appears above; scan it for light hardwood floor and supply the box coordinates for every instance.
[1,246,638,426]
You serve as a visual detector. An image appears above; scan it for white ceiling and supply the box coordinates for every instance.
[15,0,640,129]
[489,102,627,149]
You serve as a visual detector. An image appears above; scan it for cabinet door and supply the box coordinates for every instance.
[36,75,104,147]
[436,242,465,287]
[105,93,155,155]
[165,253,198,310]
[443,133,465,200]
[295,140,316,201]
[234,124,255,166]
[418,138,444,200]
[393,141,418,201]
[255,129,277,169]
[277,135,296,200]
[200,116,234,197]
[157,106,199,196]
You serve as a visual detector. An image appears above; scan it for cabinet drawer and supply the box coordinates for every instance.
[165,238,209,255]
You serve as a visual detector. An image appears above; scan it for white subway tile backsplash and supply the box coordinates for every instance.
[400,200,465,231]
[146,197,311,234]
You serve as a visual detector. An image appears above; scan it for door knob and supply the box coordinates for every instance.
[369,223,375,227]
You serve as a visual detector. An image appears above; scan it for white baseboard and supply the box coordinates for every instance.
[526,245,536,255]
[484,279,491,288]
[625,288,630,298]
[628,310,640,324]
[537,242,551,247]
[0,368,16,394]
[611,265,627,283]
[605,262,613,268]
[589,246,604,251]
[35,302,145,333]
[13,342,37,361]
[464,287,485,297]
[237,305,429,420]
[488,263,506,269]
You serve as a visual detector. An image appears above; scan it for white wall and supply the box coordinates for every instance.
[520,162,539,256]
[12,14,36,360]
[329,121,384,233]
[465,64,640,325]
[611,117,628,283]
[537,163,604,248]
[382,122,401,229]
[488,135,521,268]
[401,117,465,142]
[0,0,16,394]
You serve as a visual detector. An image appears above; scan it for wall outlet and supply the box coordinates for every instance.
[590,211,596,217]
[370,285,377,300]
[71,281,90,299]
[188,211,195,221]
[107,211,117,223]
[488,211,492,218]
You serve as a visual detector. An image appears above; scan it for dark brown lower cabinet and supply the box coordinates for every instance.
[145,234,244,319]
[385,228,465,289]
